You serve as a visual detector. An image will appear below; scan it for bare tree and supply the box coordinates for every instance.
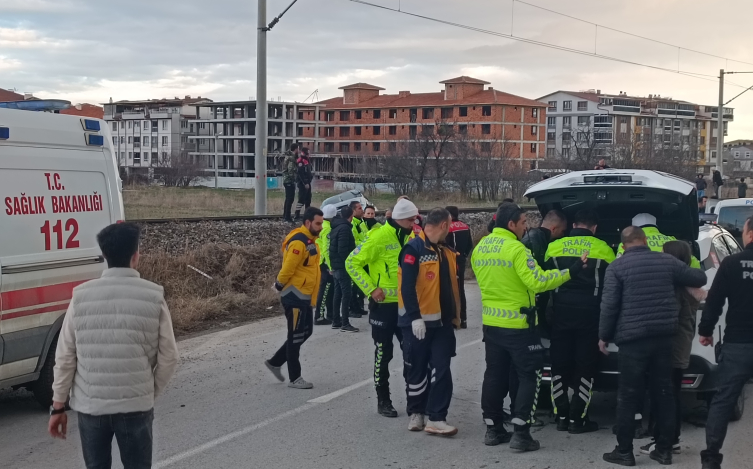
[153,151,205,187]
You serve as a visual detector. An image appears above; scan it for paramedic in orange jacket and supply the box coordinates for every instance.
[399,208,461,436]
[265,207,323,389]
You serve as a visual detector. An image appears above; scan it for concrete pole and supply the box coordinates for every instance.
[717,69,725,181]
[255,0,268,215]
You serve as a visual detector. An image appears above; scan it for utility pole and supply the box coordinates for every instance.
[717,69,725,180]
[255,0,268,215]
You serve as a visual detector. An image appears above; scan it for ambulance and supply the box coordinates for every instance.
[0,106,124,406]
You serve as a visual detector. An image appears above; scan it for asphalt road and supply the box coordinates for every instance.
[1,282,752,469]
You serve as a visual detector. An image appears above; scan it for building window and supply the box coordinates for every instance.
[577,116,590,126]
[127,121,132,129]
[325,127,335,137]
[530,143,537,153]
[548,101,557,111]
[700,136,706,145]
[563,101,572,112]
[422,108,434,119]
[340,111,350,121]
[532,108,538,118]
[482,106,492,116]
[711,137,718,146]
[325,111,334,122]
[389,142,397,152]
[120,136,124,144]
[563,116,571,128]
[162,120,168,130]
[547,132,556,141]
[324,142,334,152]
[547,117,556,128]
[480,142,491,152]
[340,127,350,137]
[577,101,588,112]
[127,136,132,144]
[354,110,362,119]
[143,136,149,146]
[389,125,397,135]
[746,151,751,159]
[482,124,491,135]
[339,142,350,152]
[298,111,304,120]
[151,153,158,164]
[162,136,168,145]
[128,151,132,160]
[459,107,468,117]
[134,152,141,164]
[531,126,537,135]
[562,132,571,143]
[354,126,362,136]
[373,109,381,119]
[111,122,117,131]
[458,124,468,134]
[373,142,381,151]
[547,147,556,158]
[373,126,381,136]
[441,108,453,119]
[143,121,149,130]
[112,136,117,145]
[562,147,570,158]
[389,109,397,118]
[354,142,362,151]
[120,121,125,129]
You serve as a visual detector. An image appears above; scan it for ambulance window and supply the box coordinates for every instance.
[712,235,731,262]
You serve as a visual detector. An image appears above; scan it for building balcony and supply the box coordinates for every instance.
[122,111,146,120]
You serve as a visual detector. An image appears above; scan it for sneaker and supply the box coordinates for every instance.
[331,322,342,329]
[556,417,569,432]
[408,413,426,431]
[340,324,359,333]
[602,447,636,467]
[350,312,363,319]
[484,425,512,446]
[288,377,313,389]
[264,360,284,382]
[649,448,672,465]
[377,400,398,418]
[425,420,458,437]
[315,318,332,326]
[568,419,599,434]
[701,451,723,469]
[640,440,681,455]
[509,431,540,452]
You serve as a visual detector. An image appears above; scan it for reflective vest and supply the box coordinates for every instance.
[278,226,321,307]
[472,228,571,329]
[316,220,332,269]
[617,226,701,268]
[352,217,368,245]
[346,220,413,303]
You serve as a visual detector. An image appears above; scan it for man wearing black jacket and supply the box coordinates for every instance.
[294,148,313,220]
[329,206,358,332]
[699,216,753,469]
[445,206,473,329]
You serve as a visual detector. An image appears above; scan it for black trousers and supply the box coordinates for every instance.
[457,256,467,323]
[332,269,352,326]
[283,182,296,220]
[481,326,544,429]
[370,301,402,399]
[550,326,599,422]
[295,183,311,214]
[315,265,333,320]
[615,337,675,453]
[650,368,683,444]
[268,304,313,382]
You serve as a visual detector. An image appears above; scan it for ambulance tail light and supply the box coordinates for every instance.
[0,126,8,139]
[681,374,703,389]
[81,119,101,132]
[86,134,104,146]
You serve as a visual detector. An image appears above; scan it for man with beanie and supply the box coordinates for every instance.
[330,206,359,332]
[347,198,418,417]
[472,203,585,451]
[314,204,337,325]
[48,223,179,468]
[399,208,461,436]
[445,206,473,329]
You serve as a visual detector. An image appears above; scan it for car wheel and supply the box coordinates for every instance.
[31,334,58,409]
[732,388,745,422]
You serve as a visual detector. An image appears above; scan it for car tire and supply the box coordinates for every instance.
[732,388,745,422]
[31,334,58,409]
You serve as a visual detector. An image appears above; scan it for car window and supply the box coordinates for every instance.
[712,235,731,263]
[723,234,742,254]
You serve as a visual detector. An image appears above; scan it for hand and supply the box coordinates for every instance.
[700,336,714,347]
[305,184,310,189]
[371,288,386,303]
[412,318,426,340]
[599,340,610,355]
[273,281,284,292]
[48,410,68,440]
[580,251,589,264]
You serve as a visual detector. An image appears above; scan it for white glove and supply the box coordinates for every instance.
[412,318,426,340]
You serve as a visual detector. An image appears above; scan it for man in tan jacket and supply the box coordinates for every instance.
[48,223,179,469]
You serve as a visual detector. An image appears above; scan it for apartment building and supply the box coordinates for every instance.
[539,90,733,168]
[187,100,323,177]
[724,139,753,176]
[314,76,547,173]
[103,96,212,172]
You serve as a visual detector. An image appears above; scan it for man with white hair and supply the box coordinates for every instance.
[617,213,700,268]
[347,198,418,418]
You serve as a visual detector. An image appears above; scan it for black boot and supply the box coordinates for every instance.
[484,424,511,446]
[376,387,397,418]
[649,447,672,465]
[568,417,599,434]
[509,426,540,452]
[555,416,569,432]
[701,450,723,469]
[602,447,636,466]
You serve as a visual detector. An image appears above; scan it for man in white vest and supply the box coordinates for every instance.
[48,223,179,469]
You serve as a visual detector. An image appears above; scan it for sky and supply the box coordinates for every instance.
[2,0,753,139]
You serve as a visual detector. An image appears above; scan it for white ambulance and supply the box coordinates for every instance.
[0,107,124,406]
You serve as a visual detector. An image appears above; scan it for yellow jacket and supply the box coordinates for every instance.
[278,226,321,307]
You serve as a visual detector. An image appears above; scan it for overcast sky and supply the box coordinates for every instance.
[3,0,753,139]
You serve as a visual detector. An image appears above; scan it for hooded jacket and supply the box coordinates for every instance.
[329,217,356,270]
[278,226,321,307]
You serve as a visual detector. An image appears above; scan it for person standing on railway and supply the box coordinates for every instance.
[346,198,418,418]
[282,143,299,223]
[399,208,461,436]
[445,206,473,329]
[48,223,179,468]
[473,203,583,451]
[265,207,324,389]
[698,215,753,469]
[314,204,337,325]
[293,147,313,221]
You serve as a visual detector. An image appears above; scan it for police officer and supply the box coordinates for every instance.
[349,201,368,318]
[544,209,615,434]
[399,208,461,436]
[346,198,418,417]
[314,205,337,325]
[618,213,701,268]
[699,215,753,469]
[473,203,585,451]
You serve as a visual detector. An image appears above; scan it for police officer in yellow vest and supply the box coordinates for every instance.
[472,203,586,451]
[617,213,701,268]
[349,201,369,318]
[544,209,615,434]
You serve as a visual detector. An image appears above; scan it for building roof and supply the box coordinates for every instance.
[103,96,211,106]
[317,89,543,109]
[0,88,25,102]
[537,90,601,102]
[190,100,319,107]
[338,83,386,91]
[60,103,104,119]
[439,76,490,85]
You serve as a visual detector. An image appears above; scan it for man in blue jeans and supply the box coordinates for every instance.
[48,223,179,469]
[698,215,753,469]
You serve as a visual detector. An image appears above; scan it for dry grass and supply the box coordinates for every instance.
[138,244,282,333]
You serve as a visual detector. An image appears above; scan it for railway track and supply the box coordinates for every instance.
[130,205,537,224]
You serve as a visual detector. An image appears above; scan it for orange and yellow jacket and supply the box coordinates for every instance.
[278,226,321,307]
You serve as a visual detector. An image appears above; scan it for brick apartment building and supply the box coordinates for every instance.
[314,76,547,172]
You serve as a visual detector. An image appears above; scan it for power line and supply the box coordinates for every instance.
[349,0,746,89]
